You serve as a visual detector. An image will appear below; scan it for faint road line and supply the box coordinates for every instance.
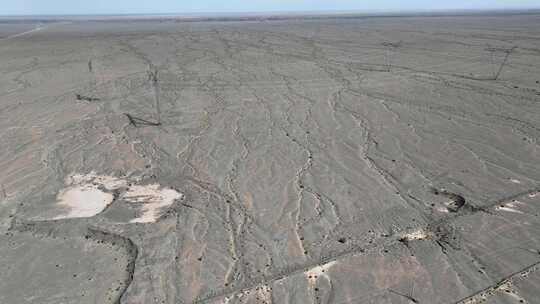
[192,186,540,304]
[1,25,46,41]
[0,22,71,41]
[453,260,540,304]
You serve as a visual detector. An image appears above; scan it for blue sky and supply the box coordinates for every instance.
[2,0,540,16]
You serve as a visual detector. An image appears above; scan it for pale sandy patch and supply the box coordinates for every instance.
[53,172,123,219]
[495,205,523,214]
[53,172,182,223]
[66,172,127,190]
[306,261,337,286]
[53,184,114,219]
[435,206,449,213]
[401,229,430,241]
[122,184,182,223]
[506,201,522,208]
[65,172,96,185]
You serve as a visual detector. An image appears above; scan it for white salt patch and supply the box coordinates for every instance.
[54,172,181,223]
[509,179,521,184]
[53,172,122,219]
[54,184,114,219]
[122,184,182,223]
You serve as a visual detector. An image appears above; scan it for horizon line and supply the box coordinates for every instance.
[2,7,540,19]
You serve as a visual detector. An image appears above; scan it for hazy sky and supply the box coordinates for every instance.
[2,0,540,15]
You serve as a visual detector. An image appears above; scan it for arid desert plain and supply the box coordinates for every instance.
[1,12,540,304]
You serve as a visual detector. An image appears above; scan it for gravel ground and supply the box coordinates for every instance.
[1,13,540,304]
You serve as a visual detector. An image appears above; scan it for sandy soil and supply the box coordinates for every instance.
[1,12,540,304]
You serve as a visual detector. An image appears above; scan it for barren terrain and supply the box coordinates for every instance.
[1,13,540,304]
